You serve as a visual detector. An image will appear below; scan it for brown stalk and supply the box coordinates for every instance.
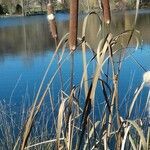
[69,0,79,51]
[69,0,79,91]
[101,0,111,24]
[47,2,58,40]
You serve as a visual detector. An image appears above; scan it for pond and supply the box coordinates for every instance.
[0,9,150,144]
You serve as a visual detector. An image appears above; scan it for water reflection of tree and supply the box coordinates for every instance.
[0,12,150,59]
[0,17,55,59]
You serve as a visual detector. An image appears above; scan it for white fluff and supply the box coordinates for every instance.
[143,71,150,86]
[47,14,55,21]
[57,0,63,3]
[47,3,52,7]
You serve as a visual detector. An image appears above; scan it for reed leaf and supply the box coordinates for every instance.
[20,33,69,150]
[147,127,150,150]
[81,11,102,97]
[24,138,64,149]
[125,120,147,150]
[83,121,100,150]
[128,134,137,150]
[57,99,66,149]
[121,125,131,150]
[127,82,145,118]
[76,84,93,150]
[67,114,72,150]
[90,33,112,105]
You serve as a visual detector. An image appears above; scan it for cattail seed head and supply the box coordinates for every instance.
[143,71,150,86]
[57,0,63,3]
[101,0,111,24]
[47,3,58,39]
[69,0,79,51]
[47,14,55,21]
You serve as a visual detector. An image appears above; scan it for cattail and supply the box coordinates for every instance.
[101,0,111,24]
[47,3,58,39]
[69,0,79,51]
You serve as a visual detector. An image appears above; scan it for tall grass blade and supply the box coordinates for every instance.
[90,33,112,105]
[129,135,137,150]
[147,127,150,150]
[121,125,131,150]
[57,99,66,149]
[20,33,69,149]
[76,84,93,150]
[126,120,147,150]
[83,121,100,150]
[24,138,64,149]
[82,12,102,97]
[127,82,145,118]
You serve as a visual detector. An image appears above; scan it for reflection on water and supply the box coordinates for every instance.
[0,16,53,58]
[0,10,150,56]
[0,10,150,105]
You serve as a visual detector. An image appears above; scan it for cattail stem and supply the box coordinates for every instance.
[101,0,111,24]
[47,2,64,89]
[69,0,79,51]
[70,52,74,91]
[69,0,79,91]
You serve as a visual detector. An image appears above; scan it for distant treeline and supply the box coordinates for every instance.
[0,0,70,16]
[0,0,150,16]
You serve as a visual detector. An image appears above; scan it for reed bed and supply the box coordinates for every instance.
[0,0,149,149]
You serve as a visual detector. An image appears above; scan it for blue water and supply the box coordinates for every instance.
[0,11,150,118]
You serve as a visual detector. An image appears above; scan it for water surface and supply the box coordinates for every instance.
[0,10,150,117]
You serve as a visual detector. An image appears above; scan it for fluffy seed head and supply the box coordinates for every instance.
[143,71,150,86]
[57,0,63,3]
[47,14,55,21]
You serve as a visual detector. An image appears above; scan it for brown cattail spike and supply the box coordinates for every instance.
[101,0,111,24]
[69,0,79,51]
[47,3,58,39]
[47,2,54,14]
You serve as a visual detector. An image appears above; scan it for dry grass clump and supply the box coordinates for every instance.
[0,0,149,150]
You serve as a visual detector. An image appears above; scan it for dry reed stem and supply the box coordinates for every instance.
[83,121,100,150]
[101,0,111,24]
[24,138,64,149]
[76,84,93,150]
[127,82,145,118]
[90,33,112,104]
[129,134,137,150]
[147,127,150,149]
[56,99,66,149]
[69,0,79,51]
[121,125,131,150]
[107,38,122,148]
[107,75,118,137]
[81,12,102,98]
[20,34,69,150]
[124,120,147,150]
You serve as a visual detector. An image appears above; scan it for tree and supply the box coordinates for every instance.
[0,4,4,14]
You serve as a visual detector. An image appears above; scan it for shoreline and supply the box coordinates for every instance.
[0,8,150,19]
